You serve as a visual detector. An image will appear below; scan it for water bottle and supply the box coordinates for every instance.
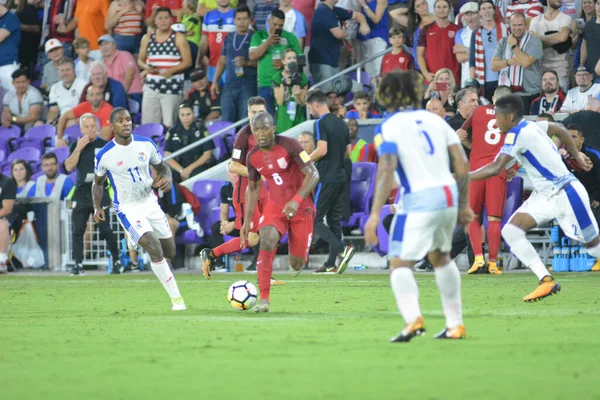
[560,237,570,271]
[353,264,366,271]
[497,255,504,271]
[107,251,112,274]
[286,100,297,121]
[552,245,562,272]
[235,64,244,77]
[193,100,200,118]
[235,255,243,272]
[550,225,560,244]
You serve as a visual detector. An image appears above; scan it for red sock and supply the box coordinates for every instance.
[468,220,483,257]
[257,249,276,301]
[213,237,245,257]
[487,221,502,262]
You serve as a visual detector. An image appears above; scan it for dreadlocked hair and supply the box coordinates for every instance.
[376,71,424,111]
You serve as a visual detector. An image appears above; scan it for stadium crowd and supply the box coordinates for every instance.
[1,0,600,274]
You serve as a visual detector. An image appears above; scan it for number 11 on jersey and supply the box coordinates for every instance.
[128,166,142,182]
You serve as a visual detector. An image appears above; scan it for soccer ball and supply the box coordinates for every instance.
[227,281,258,310]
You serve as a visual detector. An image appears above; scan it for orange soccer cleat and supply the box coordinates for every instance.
[488,261,502,275]
[390,317,426,343]
[435,325,467,339]
[523,276,561,302]
[468,255,485,274]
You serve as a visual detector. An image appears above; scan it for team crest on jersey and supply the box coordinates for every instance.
[117,161,123,166]
[138,152,148,162]
[277,157,288,169]
[448,31,455,38]
[280,38,288,46]
[268,164,273,169]
[135,220,143,229]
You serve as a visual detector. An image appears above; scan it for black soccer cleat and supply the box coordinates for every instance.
[390,317,426,343]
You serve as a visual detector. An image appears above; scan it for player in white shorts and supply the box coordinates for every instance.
[470,94,600,303]
[93,107,186,311]
[364,71,474,343]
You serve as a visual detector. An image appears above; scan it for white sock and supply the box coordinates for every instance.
[0,253,7,263]
[502,224,550,280]
[434,261,463,329]
[390,267,422,324]
[586,240,600,258]
[151,259,181,299]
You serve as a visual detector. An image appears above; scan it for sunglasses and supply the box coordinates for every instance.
[487,31,493,43]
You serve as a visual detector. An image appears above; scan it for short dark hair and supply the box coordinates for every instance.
[567,124,584,135]
[42,152,58,163]
[354,91,370,102]
[306,90,328,105]
[247,96,267,108]
[542,69,559,82]
[271,9,285,20]
[495,94,524,121]
[537,112,554,122]
[377,70,423,110]
[154,6,172,17]
[388,27,405,37]
[11,68,29,80]
[235,6,251,17]
[179,100,193,111]
[456,87,478,104]
[110,107,130,123]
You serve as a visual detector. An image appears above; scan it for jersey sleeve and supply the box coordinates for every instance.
[499,131,521,158]
[314,118,328,142]
[246,152,260,182]
[149,142,162,165]
[232,131,248,163]
[378,121,398,156]
[286,137,312,170]
[94,154,107,177]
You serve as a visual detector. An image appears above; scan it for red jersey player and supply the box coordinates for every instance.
[200,96,270,279]
[457,86,512,275]
[241,112,319,313]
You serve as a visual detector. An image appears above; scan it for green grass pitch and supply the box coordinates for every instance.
[1,272,599,400]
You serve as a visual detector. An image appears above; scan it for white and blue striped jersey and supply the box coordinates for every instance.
[94,135,162,212]
[500,120,576,195]
[378,110,461,212]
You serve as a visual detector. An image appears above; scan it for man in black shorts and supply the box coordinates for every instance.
[0,172,16,273]
[306,90,355,274]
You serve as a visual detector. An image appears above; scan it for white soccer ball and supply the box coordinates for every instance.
[227,280,258,310]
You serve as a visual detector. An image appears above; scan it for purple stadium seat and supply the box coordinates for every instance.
[133,123,164,140]
[2,146,41,172]
[128,98,140,114]
[224,134,234,154]
[0,125,23,151]
[212,134,229,160]
[64,124,82,143]
[175,180,225,245]
[52,147,71,172]
[1,163,10,175]
[31,170,44,181]
[341,162,377,230]
[206,121,235,136]
[0,149,5,163]
[371,189,401,257]
[0,140,10,156]
[18,124,56,152]
[350,71,373,90]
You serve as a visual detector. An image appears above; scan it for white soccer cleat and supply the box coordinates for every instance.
[171,296,186,311]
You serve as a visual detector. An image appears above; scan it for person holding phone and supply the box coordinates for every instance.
[422,68,457,111]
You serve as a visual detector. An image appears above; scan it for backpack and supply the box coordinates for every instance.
[178,184,201,215]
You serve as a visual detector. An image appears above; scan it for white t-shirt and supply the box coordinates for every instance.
[562,83,600,112]
[48,78,88,115]
[529,12,573,79]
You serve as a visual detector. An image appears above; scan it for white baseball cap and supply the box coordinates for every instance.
[460,2,479,14]
[45,38,63,53]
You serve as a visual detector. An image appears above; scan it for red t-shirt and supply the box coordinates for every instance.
[418,22,460,83]
[380,50,414,76]
[247,136,314,215]
[145,0,182,22]
[71,101,114,127]
[461,105,506,171]
[231,124,268,205]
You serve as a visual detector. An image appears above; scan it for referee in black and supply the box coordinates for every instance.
[63,113,121,276]
[306,90,355,274]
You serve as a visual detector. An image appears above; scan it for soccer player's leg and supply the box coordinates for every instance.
[288,213,313,278]
[467,179,486,274]
[501,193,557,302]
[485,175,507,275]
[429,207,466,339]
[388,213,431,343]
[254,219,284,313]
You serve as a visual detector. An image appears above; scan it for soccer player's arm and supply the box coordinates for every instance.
[544,121,593,171]
[290,140,320,201]
[457,112,473,148]
[470,132,516,181]
[150,142,173,191]
[310,119,328,162]
[244,154,261,225]
[93,156,108,212]
[370,129,398,218]
[447,129,470,207]
[229,134,248,177]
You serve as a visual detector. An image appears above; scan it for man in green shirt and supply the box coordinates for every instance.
[249,9,301,116]
[273,49,308,133]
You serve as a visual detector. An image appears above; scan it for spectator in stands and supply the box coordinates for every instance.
[292,0,317,48]
[426,98,447,118]
[17,0,42,75]
[562,98,600,148]
[40,0,77,63]
[582,0,600,82]
[0,167,15,274]
[450,87,480,152]
[41,39,65,91]
[2,69,43,131]
[171,23,198,73]
[64,113,122,276]
[47,58,87,124]
[28,152,75,200]
[0,1,22,92]
[380,27,414,78]
[298,130,315,154]
[99,34,143,103]
[463,78,492,105]
[56,85,114,145]
[417,0,459,84]
[138,7,192,128]
[492,12,543,112]
[145,0,183,26]
[571,0,596,74]
[274,48,308,133]
[530,70,566,115]
[180,0,202,59]
[73,0,110,60]
[505,0,544,23]
[266,0,308,49]
[309,0,370,90]
[423,68,457,110]
[469,0,507,103]
[250,10,302,116]
[199,0,235,82]
[11,160,34,198]
[537,112,555,121]
[212,6,257,124]
[455,2,480,89]
[80,61,129,109]
[105,0,145,55]
[357,0,388,86]
[346,91,380,119]
[529,0,573,92]
[196,0,239,17]
[407,0,433,75]
[209,172,237,268]
[164,101,216,182]
[187,69,221,122]
[561,65,600,112]
[326,90,343,109]
[73,38,94,82]
[348,118,377,163]
[251,0,281,31]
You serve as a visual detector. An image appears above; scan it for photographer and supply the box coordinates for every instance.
[273,49,309,133]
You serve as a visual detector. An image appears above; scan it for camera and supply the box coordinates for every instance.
[284,62,302,86]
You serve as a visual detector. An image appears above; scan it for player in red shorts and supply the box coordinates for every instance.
[457,86,513,275]
[241,112,319,313]
[200,96,270,279]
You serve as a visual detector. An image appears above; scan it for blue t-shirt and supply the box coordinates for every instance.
[221,30,257,86]
[357,0,389,43]
[28,177,74,200]
[309,4,353,68]
[0,11,21,66]
[469,27,499,82]
[346,109,380,119]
